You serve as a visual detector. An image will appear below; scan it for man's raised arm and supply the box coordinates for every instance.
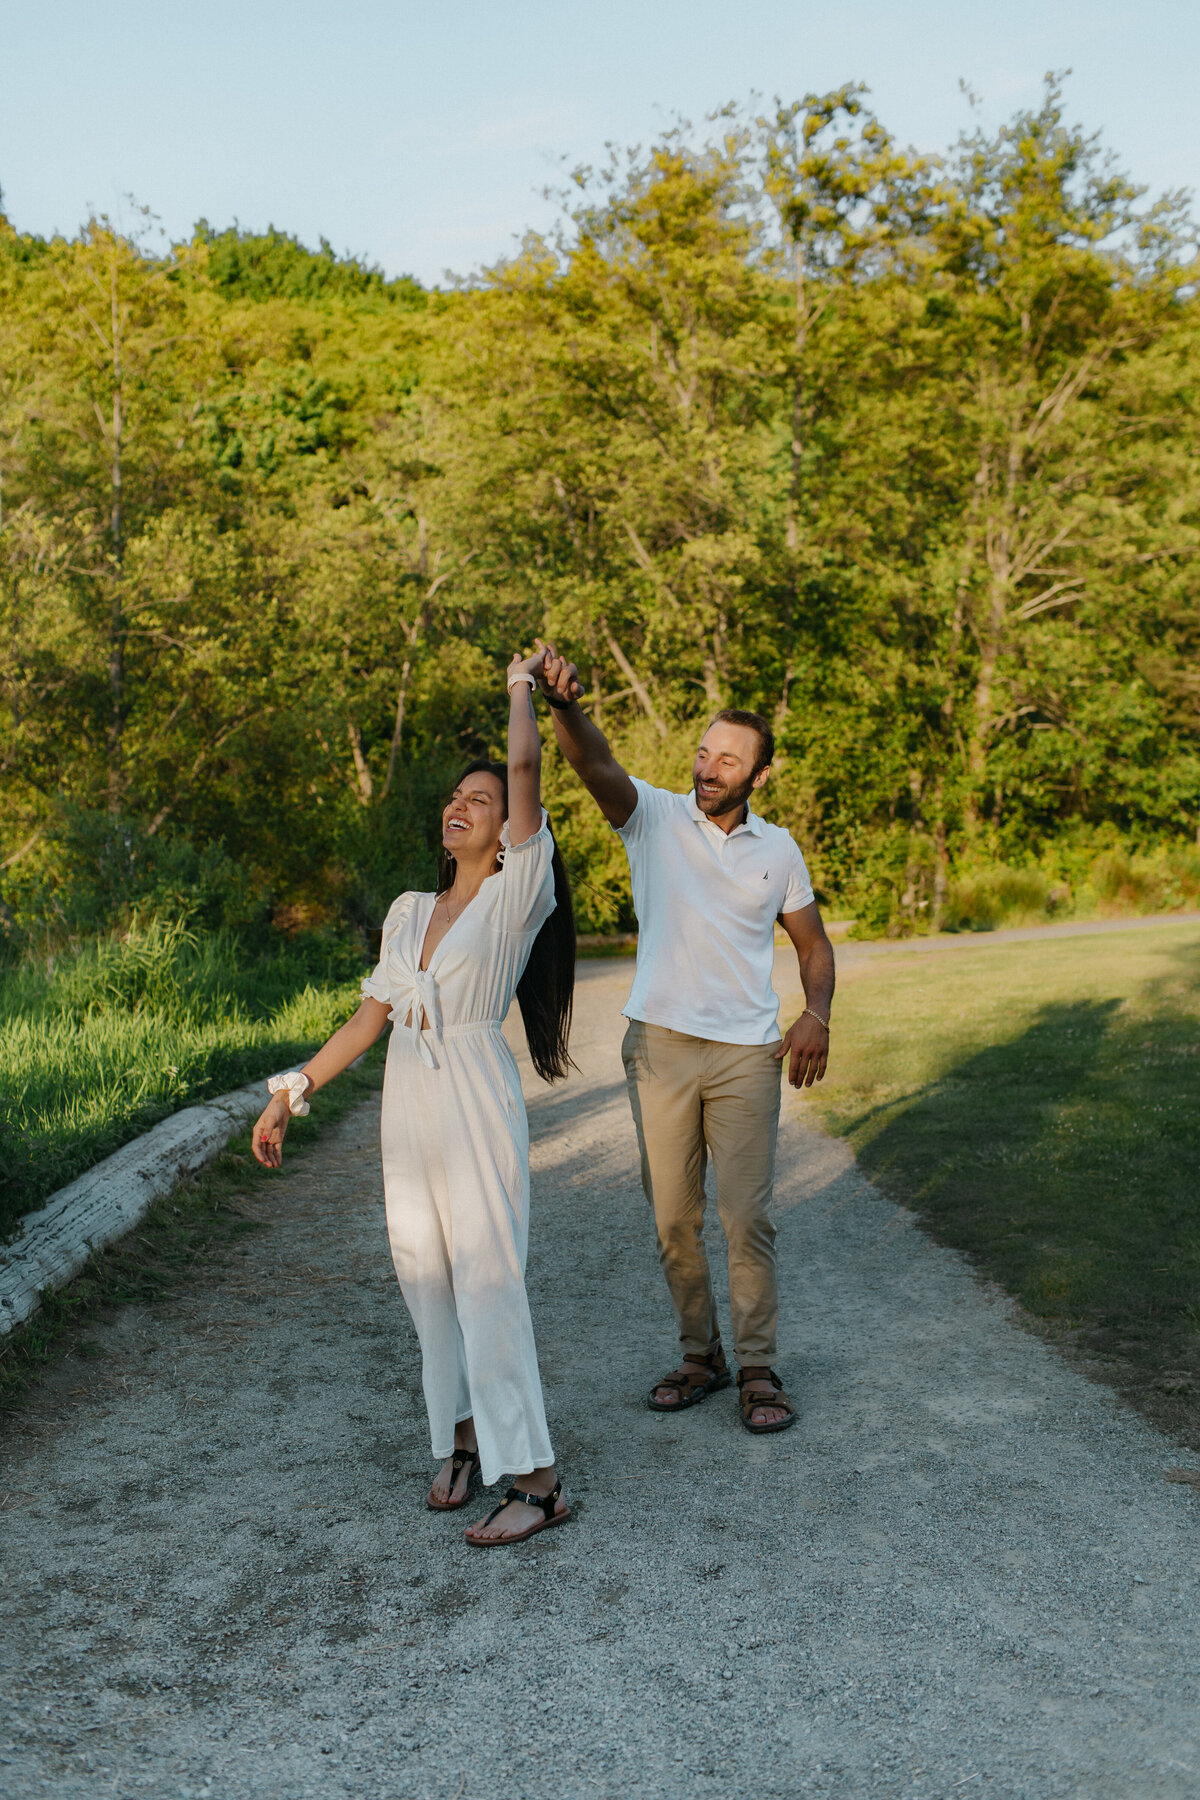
[534,639,638,828]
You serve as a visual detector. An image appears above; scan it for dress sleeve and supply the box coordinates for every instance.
[497,809,557,935]
[615,777,671,844]
[360,894,413,1003]
[780,838,815,915]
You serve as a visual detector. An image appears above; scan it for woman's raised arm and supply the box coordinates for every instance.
[505,649,546,847]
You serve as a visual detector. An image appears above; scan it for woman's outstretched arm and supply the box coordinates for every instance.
[252,995,392,1168]
[505,649,546,846]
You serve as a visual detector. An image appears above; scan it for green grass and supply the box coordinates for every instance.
[0,1055,383,1411]
[0,918,368,1236]
[809,922,1200,1444]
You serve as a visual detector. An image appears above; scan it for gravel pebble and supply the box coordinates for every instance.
[1,960,1198,1799]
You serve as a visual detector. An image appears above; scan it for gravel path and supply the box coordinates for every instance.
[3,958,1199,1800]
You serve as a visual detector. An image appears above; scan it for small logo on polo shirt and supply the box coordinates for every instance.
[762,871,768,879]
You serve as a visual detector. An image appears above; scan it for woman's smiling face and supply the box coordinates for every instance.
[442,770,506,860]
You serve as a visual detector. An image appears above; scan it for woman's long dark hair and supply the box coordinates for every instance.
[437,758,576,1083]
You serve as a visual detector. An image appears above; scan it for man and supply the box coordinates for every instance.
[535,643,834,1432]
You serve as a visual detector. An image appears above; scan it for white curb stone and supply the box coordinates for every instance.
[0,1077,271,1335]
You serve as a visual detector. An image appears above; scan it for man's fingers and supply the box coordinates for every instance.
[534,640,584,701]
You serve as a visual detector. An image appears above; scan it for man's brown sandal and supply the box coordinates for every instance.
[737,1367,797,1434]
[426,1448,482,1512]
[464,1479,571,1546]
[647,1346,732,1412]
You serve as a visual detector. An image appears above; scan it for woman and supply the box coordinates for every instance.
[251,647,574,1546]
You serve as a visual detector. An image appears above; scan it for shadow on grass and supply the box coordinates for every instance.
[842,962,1200,1443]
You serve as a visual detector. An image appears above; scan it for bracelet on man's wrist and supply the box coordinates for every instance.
[543,689,576,711]
[802,1007,831,1034]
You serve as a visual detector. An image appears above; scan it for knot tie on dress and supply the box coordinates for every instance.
[389,966,443,1068]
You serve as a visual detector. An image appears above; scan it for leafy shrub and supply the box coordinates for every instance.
[943,868,1055,933]
[3,811,264,954]
[1090,848,1200,915]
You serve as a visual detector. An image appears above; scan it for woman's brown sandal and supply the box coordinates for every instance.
[647,1345,732,1412]
[464,1479,571,1546]
[737,1367,797,1434]
[426,1448,482,1512]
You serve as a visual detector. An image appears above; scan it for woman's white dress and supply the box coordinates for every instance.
[360,814,556,1486]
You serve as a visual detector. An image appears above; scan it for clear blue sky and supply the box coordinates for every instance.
[2,2,1195,284]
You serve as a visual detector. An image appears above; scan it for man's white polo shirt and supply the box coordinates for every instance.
[616,778,815,1046]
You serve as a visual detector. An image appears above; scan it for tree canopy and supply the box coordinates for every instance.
[2,81,1198,941]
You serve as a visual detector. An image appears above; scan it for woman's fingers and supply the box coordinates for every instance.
[511,645,549,678]
[252,1108,287,1167]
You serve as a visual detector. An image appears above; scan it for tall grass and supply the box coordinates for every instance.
[1,918,368,1237]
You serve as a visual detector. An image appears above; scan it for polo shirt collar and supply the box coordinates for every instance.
[685,789,764,836]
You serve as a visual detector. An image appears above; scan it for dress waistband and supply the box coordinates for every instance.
[427,1019,503,1037]
[392,1014,504,1069]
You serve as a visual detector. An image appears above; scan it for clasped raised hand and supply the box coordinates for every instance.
[508,647,548,686]
[533,638,584,706]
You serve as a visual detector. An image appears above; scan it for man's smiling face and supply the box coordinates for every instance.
[692,721,770,819]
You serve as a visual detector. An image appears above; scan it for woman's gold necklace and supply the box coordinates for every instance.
[439,884,480,924]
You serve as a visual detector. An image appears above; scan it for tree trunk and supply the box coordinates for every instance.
[786,238,806,555]
[963,423,1008,833]
[382,657,412,800]
[106,260,125,817]
[701,649,722,709]
[931,778,949,931]
[347,722,374,803]
[599,618,667,738]
[774,660,795,728]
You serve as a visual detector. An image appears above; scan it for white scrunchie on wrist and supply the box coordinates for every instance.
[507,671,536,690]
[267,1071,311,1116]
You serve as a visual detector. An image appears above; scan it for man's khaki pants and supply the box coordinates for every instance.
[621,1019,782,1366]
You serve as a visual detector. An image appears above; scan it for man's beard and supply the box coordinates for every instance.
[693,770,758,819]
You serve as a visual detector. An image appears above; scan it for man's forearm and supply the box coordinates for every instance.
[549,699,614,776]
[798,934,835,1021]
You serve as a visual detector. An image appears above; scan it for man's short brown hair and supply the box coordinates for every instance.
[708,708,775,773]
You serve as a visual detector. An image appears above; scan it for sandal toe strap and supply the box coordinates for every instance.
[738,1369,794,1408]
[658,1353,727,1393]
[741,1388,795,1416]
